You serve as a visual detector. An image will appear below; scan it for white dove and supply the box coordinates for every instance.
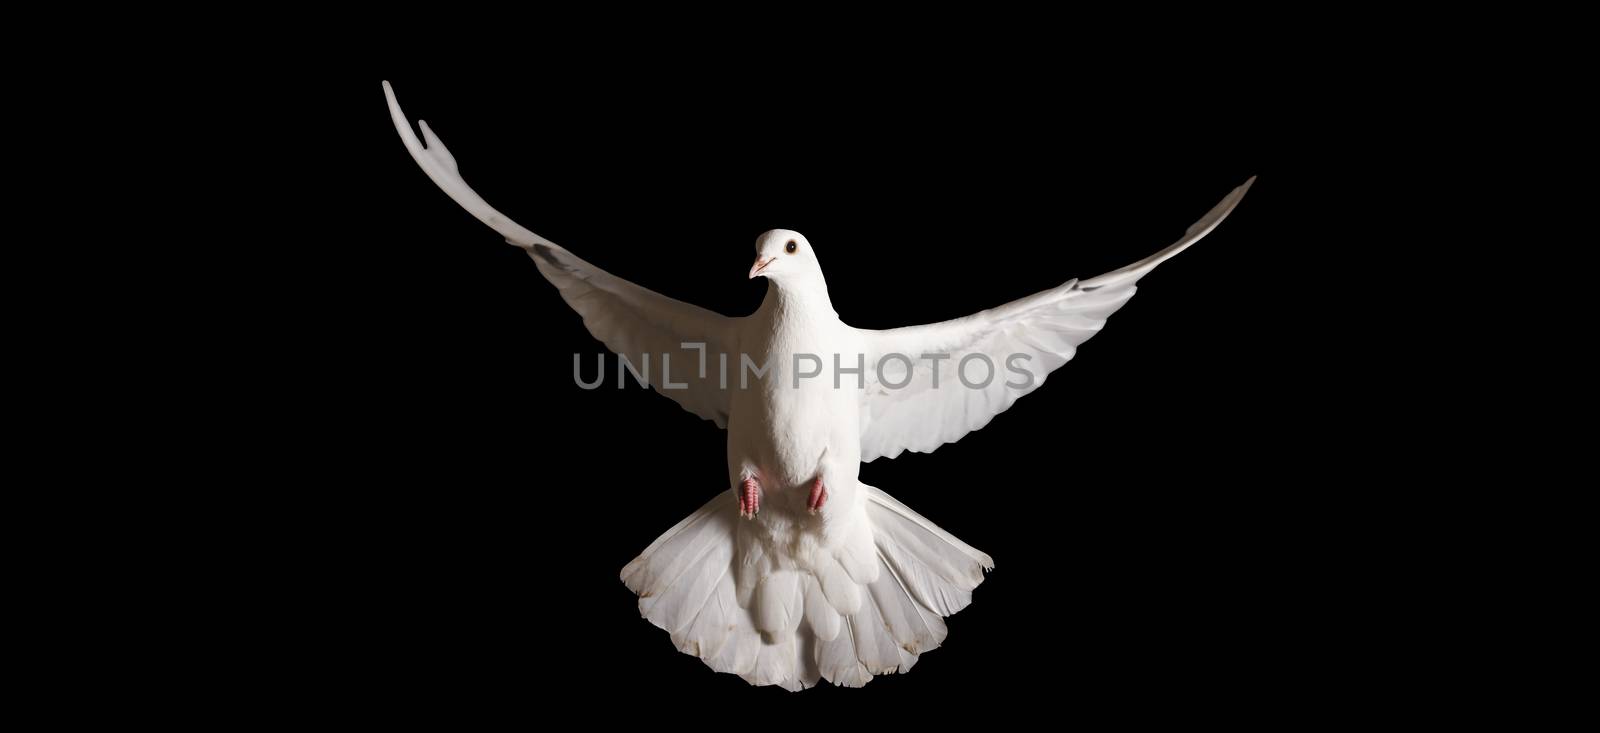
[384,81,1254,690]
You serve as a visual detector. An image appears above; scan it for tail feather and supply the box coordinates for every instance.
[742,632,807,690]
[734,529,768,608]
[803,575,842,642]
[847,597,910,676]
[815,552,864,615]
[866,485,993,616]
[702,610,760,676]
[621,484,991,690]
[754,570,804,636]
[868,548,948,653]
[816,618,872,686]
[668,560,735,658]
[654,538,734,634]
[622,493,726,600]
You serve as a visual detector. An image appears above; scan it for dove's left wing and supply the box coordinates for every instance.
[385,82,738,426]
[854,178,1254,461]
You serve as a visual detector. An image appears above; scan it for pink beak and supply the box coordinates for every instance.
[749,256,776,279]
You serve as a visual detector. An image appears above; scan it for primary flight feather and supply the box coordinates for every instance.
[384,81,1254,689]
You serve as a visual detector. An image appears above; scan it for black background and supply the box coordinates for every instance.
[260,58,1385,719]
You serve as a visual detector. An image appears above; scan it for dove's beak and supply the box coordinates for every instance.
[749,257,776,279]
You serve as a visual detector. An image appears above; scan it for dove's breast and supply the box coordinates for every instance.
[727,312,863,503]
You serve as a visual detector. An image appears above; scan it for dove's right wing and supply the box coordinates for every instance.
[854,178,1254,461]
[385,82,737,427]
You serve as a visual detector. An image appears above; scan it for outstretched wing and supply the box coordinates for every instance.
[385,81,737,426]
[855,177,1254,461]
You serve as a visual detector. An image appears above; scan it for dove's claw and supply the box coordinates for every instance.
[739,476,761,519]
[807,477,827,515]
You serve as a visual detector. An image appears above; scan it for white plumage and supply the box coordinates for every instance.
[385,81,1253,690]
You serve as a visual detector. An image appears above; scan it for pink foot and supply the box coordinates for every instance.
[807,477,828,515]
[739,476,761,519]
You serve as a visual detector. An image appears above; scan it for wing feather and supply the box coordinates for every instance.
[856,178,1254,460]
[385,81,737,426]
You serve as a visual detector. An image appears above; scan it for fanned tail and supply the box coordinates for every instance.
[621,484,992,690]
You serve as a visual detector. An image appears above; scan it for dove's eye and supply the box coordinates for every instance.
[785,241,798,254]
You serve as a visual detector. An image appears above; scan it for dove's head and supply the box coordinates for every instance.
[749,229,825,288]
